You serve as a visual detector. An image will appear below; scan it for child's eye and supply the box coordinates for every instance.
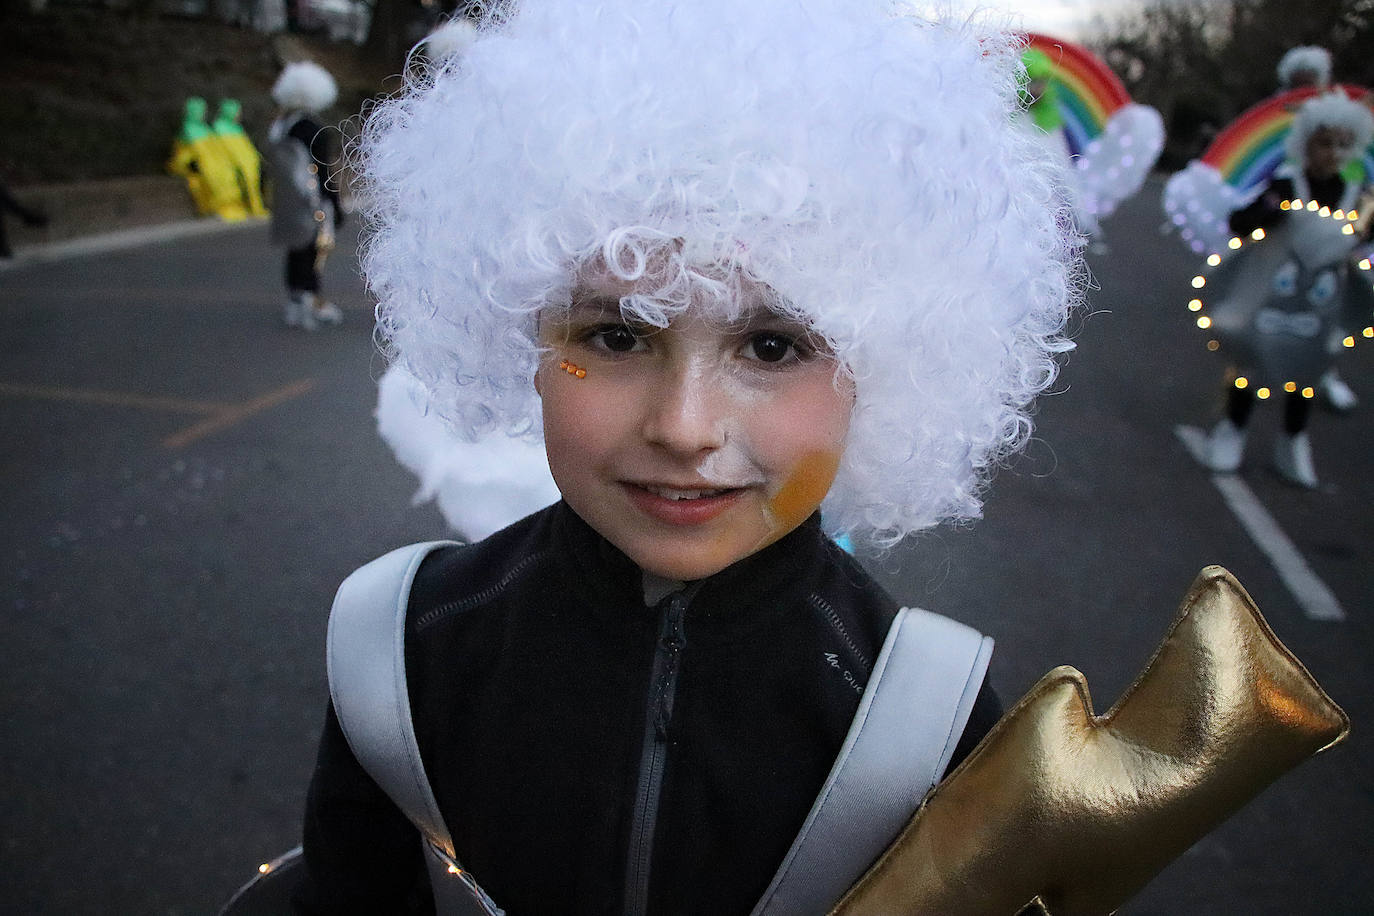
[587,324,646,353]
[742,331,803,364]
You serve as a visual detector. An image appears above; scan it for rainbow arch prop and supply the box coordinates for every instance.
[1025,33,1132,157]
[1202,85,1374,196]
[1023,33,1164,227]
[1164,85,1374,255]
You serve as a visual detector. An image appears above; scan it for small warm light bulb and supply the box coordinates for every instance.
[1192,275,1206,288]
[1350,210,1360,221]
[1228,237,1243,250]
[1302,387,1315,399]
[1364,327,1374,338]
[1188,299,1203,311]
[1196,315,1212,329]
[1206,253,1221,266]
[1344,335,1357,347]
[1256,387,1271,399]
[259,863,272,875]
[448,865,461,875]
[1292,199,1304,209]
[1250,227,1265,241]
[1342,224,1355,235]
[1207,339,1221,351]
[1306,200,1319,211]
[1280,200,1292,211]
[1234,376,1249,389]
[1319,206,1331,218]
[1359,259,1371,270]
[1283,381,1298,393]
[1333,209,1345,220]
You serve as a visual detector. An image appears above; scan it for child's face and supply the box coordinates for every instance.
[536,270,855,581]
[1304,126,1356,179]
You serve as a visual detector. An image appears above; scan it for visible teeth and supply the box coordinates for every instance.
[646,486,727,500]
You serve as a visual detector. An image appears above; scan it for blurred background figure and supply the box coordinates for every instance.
[0,179,48,259]
[1277,46,1333,92]
[265,60,343,331]
[211,98,268,219]
[1017,34,1164,254]
[1195,93,1374,487]
[167,96,250,221]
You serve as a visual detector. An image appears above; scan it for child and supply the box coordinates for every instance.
[293,1,1079,912]
[1201,92,1374,486]
[266,61,345,331]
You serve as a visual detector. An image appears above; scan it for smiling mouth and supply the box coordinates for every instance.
[639,485,737,501]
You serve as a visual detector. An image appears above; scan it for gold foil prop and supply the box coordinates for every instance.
[832,566,1349,916]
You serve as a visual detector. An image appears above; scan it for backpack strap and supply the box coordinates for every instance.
[751,607,994,916]
[328,541,506,915]
[327,541,461,855]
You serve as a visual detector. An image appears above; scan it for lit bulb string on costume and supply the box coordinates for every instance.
[1187,200,1373,399]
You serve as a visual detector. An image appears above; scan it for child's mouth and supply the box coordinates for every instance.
[641,485,732,501]
[624,482,747,525]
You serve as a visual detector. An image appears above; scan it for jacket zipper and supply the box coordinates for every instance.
[623,590,690,916]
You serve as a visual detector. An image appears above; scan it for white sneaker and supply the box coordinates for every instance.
[312,299,344,326]
[1273,432,1318,489]
[1203,419,1246,472]
[1319,370,1357,412]
[284,293,318,330]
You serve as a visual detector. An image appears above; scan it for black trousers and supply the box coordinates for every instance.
[285,242,321,294]
[1227,385,1310,435]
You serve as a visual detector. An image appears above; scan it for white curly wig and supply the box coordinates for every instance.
[357,0,1082,546]
[1285,92,1374,166]
[1277,46,1332,90]
[271,60,338,113]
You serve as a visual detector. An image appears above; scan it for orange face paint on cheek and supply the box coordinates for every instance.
[760,450,842,544]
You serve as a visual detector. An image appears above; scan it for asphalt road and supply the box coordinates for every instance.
[2,182,1371,914]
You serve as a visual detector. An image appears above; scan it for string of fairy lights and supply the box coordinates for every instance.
[1188,199,1374,401]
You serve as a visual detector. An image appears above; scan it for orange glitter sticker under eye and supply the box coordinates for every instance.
[558,358,588,379]
[763,450,842,538]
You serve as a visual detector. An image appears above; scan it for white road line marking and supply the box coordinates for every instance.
[1175,425,1345,621]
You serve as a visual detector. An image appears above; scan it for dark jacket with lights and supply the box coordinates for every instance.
[293,501,999,915]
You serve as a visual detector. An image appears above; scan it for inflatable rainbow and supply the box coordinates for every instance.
[1025,33,1133,157]
[1201,85,1374,194]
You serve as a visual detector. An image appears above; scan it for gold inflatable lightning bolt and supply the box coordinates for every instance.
[832,566,1349,916]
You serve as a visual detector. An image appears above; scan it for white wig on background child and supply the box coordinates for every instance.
[271,61,338,113]
[357,0,1082,546]
[1277,46,1333,90]
[1284,91,1374,164]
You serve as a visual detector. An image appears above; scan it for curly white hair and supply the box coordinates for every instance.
[357,0,1082,545]
[1285,91,1374,166]
[271,61,338,113]
[1276,46,1332,90]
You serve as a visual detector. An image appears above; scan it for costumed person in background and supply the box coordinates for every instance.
[211,98,268,219]
[266,61,344,331]
[1198,92,1374,487]
[1277,45,1332,92]
[254,4,1346,915]
[1017,35,1164,255]
[167,96,249,221]
[1276,46,1369,412]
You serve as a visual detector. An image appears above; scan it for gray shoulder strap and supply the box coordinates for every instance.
[327,540,461,856]
[751,607,993,916]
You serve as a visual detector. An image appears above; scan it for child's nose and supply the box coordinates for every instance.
[641,363,728,455]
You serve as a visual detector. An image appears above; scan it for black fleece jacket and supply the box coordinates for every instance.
[295,501,1000,915]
